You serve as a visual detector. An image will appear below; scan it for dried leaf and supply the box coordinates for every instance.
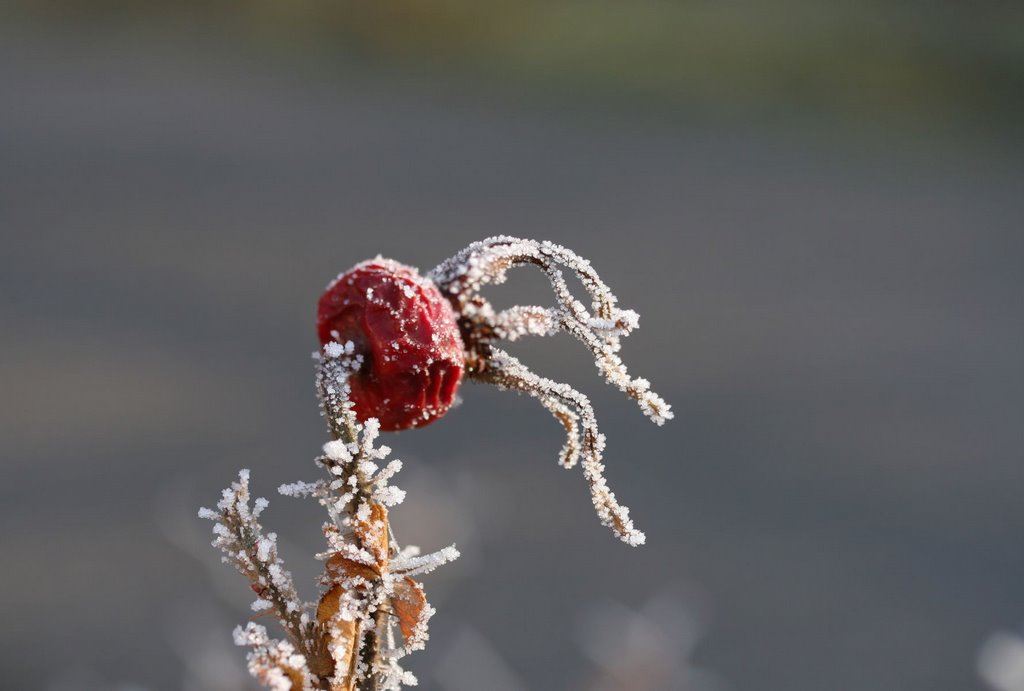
[353,502,390,568]
[316,584,344,624]
[324,554,380,584]
[316,585,359,690]
[329,618,358,690]
[283,665,311,691]
[392,577,427,641]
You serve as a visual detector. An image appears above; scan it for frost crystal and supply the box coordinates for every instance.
[233,623,316,691]
[201,345,459,691]
[430,236,672,544]
[201,237,670,689]
[390,545,461,577]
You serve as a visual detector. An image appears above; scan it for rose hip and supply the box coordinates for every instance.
[317,259,464,431]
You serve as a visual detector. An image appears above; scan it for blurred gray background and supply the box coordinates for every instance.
[2,4,1023,690]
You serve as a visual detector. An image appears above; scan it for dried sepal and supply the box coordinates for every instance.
[430,236,671,544]
[492,305,559,341]
[481,348,646,546]
[431,235,672,424]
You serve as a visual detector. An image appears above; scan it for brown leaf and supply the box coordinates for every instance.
[352,502,390,569]
[316,584,343,624]
[315,584,359,689]
[324,554,380,585]
[283,665,310,691]
[392,577,427,641]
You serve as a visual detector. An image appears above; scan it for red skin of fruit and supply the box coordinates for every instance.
[317,259,465,431]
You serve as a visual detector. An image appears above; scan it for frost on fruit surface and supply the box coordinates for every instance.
[430,236,673,545]
[317,259,464,431]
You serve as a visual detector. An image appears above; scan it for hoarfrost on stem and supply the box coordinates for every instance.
[199,348,459,690]
[200,237,672,689]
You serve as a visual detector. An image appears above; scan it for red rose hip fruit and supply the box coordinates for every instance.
[317,259,465,431]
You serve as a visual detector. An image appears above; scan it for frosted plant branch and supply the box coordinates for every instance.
[200,346,459,690]
[430,236,673,544]
[200,237,671,688]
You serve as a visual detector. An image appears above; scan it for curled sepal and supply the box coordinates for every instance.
[429,236,673,545]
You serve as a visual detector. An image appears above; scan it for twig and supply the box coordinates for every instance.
[201,345,456,690]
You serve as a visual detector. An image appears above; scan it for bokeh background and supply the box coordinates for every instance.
[2,3,1023,690]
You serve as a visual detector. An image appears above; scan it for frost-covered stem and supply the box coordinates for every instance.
[230,518,306,648]
[316,354,361,446]
[204,348,454,689]
[357,608,390,691]
[316,355,388,691]
[429,236,672,545]
[241,534,335,683]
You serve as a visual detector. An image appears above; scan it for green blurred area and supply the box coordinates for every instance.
[15,0,1024,131]
[13,1,1024,129]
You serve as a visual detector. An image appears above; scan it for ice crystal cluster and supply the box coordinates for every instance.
[200,237,672,690]
[200,348,459,690]
[432,236,673,546]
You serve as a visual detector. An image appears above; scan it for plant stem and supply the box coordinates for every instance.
[316,358,390,691]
